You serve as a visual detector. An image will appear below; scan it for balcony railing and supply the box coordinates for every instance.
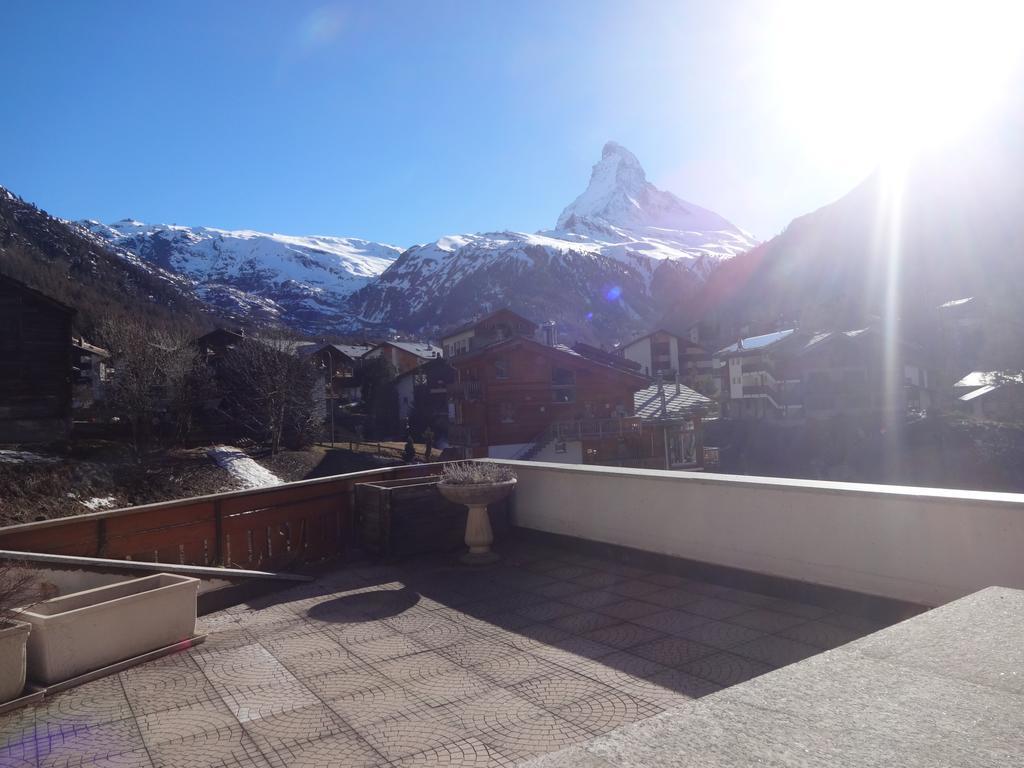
[0,464,436,572]
[3,459,1024,609]
[546,416,644,441]
[447,381,482,401]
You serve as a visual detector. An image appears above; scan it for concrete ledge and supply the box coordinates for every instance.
[525,587,1024,768]
[494,460,1024,606]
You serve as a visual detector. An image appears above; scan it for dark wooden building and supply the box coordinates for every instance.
[0,275,75,443]
[447,335,650,459]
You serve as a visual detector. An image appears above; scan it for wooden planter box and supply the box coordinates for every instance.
[354,475,511,558]
[16,573,199,685]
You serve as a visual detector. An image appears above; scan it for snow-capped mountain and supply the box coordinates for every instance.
[81,220,401,331]
[346,142,757,341]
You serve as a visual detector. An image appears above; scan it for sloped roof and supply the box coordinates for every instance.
[959,385,999,402]
[452,335,649,385]
[297,343,373,361]
[371,340,443,359]
[954,371,1024,389]
[440,308,538,341]
[715,329,796,357]
[634,381,713,420]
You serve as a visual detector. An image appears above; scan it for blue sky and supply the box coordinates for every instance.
[2,1,879,247]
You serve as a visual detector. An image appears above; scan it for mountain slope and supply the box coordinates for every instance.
[0,186,213,334]
[679,113,1024,346]
[347,142,757,342]
[82,220,401,332]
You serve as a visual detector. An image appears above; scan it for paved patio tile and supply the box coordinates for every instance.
[239,702,353,751]
[37,716,146,768]
[510,671,616,710]
[630,636,719,668]
[554,689,662,733]
[391,736,519,768]
[577,622,666,651]
[728,607,811,633]
[778,618,865,649]
[351,713,469,761]
[594,600,663,621]
[680,651,775,687]
[0,536,890,768]
[470,651,564,687]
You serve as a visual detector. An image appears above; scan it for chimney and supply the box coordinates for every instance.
[542,321,557,347]
[675,371,681,395]
[657,372,667,418]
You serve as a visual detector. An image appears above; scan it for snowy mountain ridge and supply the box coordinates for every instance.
[346,142,757,341]
[82,141,756,341]
[81,219,402,330]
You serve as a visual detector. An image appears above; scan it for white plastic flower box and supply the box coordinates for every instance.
[16,573,199,685]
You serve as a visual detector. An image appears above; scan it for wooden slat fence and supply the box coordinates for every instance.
[0,463,440,572]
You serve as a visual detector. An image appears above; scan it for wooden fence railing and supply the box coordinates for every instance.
[0,463,440,572]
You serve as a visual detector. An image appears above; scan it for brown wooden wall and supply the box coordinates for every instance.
[0,278,74,442]
[456,342,646,448]
[0,464,438,571]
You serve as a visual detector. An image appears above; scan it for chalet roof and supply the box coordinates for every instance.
[0,273,75,315]
[715,329,796,357]
[954,371,1024,389]
[296,343,373,361]
[369,340,443,359]
[633,380,713,420]
[72,337,110,359]
[619,328,682,351]
[453,335,650,385]
[959,384,999,402]
[394,357,453,382]
[440,309,538,341]
[572,342,643,372]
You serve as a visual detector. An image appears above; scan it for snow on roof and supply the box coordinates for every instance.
[381,341,443,359]
[634,381,712,420]
[960,385,999,402]
[953,371,1024,388]
[940,297,974,309]
[715,329,796,356]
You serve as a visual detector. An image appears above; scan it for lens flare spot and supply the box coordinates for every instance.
[604,286,622,301]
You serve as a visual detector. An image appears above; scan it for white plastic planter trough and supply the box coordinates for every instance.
[16,573,199,686]
[0,620,31,704]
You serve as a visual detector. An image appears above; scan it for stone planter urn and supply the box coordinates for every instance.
[0,619,31,704]
[438,479,517,565]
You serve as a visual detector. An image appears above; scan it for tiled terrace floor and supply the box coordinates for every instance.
[0,538,892,768]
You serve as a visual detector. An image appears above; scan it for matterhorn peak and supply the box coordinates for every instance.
[556,142,745,240]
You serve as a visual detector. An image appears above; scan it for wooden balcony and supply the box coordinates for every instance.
[447,380,482,401]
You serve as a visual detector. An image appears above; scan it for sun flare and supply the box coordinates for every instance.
[764,0,1024,172]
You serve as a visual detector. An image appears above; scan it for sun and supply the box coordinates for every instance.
[761,0,1024,174]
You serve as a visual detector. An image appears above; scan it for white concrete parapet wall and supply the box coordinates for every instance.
[490,460,1024,607]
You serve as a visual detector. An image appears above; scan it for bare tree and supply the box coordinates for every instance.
[0,561,40,623]
[215,335,318,454]
[97,317,208,451]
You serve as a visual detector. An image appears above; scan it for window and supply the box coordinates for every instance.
[494,358,509,379]
[553,388,575,403]
[551,366,575,402]
[554,440,567,454]
[499,401,516,423]
[551,367,575,386]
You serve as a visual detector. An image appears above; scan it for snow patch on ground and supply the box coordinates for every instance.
[207,446,283,489]
[0,450,60,464]
[82,496,119,511]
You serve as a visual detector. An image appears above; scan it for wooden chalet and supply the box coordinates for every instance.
[0,275,75,443]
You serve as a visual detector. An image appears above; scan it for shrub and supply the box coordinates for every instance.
[441,461,516,485]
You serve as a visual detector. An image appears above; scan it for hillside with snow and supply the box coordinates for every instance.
[81,220,401,331]
[347,142,757,341]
